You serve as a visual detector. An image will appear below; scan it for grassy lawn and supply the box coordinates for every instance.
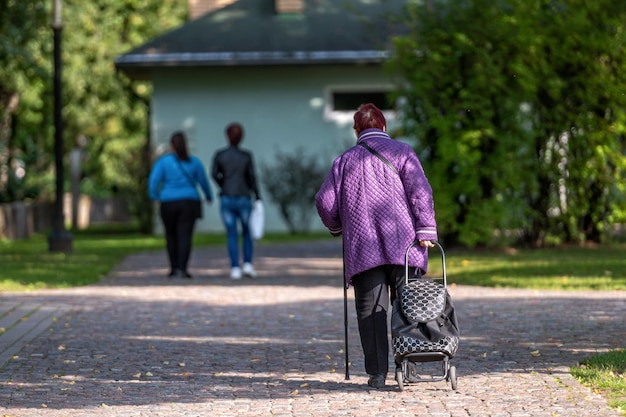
[1,231,624,414]
[0,229,332,291]
[571,350,626,417]
[2,230,625,292]
[439,244,626,291]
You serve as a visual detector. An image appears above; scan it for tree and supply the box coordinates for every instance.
[387,0,626,247]
[261,148,327,234]
[0,0,50,202]
[60,0,187,233]
[516,0,626,244]
[0,0,187,233]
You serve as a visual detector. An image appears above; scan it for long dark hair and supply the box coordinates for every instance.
[170,131,190,161]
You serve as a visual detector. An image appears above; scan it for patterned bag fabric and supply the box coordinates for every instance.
[392,279,460,358]
[401,279,447,323]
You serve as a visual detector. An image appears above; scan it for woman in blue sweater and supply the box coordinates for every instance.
[149,131,213,278]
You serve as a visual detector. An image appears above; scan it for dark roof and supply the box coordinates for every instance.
[115,0,407,78]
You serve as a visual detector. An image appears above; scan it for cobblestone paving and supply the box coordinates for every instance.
[0,240,624,416]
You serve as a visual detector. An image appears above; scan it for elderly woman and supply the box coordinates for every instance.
[315,103,438,389]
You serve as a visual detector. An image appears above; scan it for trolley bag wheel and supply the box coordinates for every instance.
[449,365,458,390]
[395,367,404,392]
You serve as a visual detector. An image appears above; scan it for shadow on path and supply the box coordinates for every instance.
[0,240,624,411]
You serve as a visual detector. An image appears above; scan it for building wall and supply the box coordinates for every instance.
[150,64,394,233]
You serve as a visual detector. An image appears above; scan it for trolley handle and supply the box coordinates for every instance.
[404,239,447,287]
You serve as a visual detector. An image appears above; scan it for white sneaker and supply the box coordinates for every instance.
[242,262,257,278]
[230,267,242,280]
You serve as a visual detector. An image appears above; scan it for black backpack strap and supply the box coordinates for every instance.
[358,142,399,175]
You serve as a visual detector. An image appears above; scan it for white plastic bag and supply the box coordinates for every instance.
[249,199,265,240]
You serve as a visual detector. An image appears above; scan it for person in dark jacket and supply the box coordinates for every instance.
[315,103,438,389]
[149,131,213,279]
[211,122,261,280]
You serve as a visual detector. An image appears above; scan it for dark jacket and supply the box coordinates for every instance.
[211,146,260,199]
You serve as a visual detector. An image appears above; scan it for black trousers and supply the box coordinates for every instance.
[352,265,405,376]
[160,200,198,273]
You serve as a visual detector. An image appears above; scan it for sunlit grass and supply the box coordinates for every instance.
[434,245,626,290]
[572,350,626,417]
[0,230,332,291]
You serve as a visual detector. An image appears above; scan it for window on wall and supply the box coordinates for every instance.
[323,86,395,124]
[332,91,393,111]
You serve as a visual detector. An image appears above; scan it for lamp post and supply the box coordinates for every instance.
[48,0,73,252]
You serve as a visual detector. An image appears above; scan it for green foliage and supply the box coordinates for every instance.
[387,0,626,247]
[60,0,187,233]
[0,0,187,232]
[261,147,328,233]
[0,0,51,202]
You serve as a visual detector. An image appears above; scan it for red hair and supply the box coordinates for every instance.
[353,103,386,134]
[226,122,244,146]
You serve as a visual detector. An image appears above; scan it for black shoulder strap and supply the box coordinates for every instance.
[173,155,198,189]
[358,142,399,175]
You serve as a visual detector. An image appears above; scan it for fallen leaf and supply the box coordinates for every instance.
[530,350,541,357]
[133,372,142,378]
[300,383,309,388]
[290,389,299,395]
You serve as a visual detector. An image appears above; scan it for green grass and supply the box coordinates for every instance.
[2,233,626,292]
[436,244,626,291]
[0,229,332,292]
[572,350,626,417]
[1,231,625,414]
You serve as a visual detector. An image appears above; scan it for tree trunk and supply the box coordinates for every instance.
[0,92,20,196]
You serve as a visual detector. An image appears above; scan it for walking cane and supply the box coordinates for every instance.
[342,245,350,380]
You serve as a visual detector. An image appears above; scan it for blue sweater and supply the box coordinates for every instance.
[148,153,213,202]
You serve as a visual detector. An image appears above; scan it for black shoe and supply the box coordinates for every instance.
[181,271,192,279]
[168,269,179,278]
[367,373,386,389]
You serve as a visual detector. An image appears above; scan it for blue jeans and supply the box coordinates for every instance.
[219,196,253,267]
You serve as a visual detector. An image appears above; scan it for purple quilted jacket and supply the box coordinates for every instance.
[315,128,438,286]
